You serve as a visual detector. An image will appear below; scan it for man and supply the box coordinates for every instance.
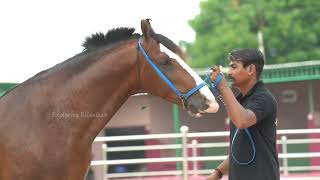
[207,49,279,180]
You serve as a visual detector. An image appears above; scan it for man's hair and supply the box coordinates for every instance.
[228,48,265,79]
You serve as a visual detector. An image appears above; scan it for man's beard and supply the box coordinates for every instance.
[228,75,237,88]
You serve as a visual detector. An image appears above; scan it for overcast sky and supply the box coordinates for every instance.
[0,0,201,83]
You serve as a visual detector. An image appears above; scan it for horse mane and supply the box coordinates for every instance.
[82,27,138,51]
[82,27,186,60]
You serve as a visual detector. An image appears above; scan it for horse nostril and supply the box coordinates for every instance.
[188,104,199,114]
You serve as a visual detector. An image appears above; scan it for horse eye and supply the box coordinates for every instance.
[159,58,171,66]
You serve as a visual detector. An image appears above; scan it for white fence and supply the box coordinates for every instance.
[91,127,320,180]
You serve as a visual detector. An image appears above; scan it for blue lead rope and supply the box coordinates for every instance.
[204,67,223,90]
[205,67,256,165]
[204,68,226,106]
[231,128,256,165]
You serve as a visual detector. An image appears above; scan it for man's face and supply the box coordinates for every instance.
[227,60,251,88]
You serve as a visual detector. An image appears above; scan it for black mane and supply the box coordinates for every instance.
[82,27,137,51]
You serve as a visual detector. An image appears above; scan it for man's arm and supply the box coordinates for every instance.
[207,156,229,180]
[211,67,257,129]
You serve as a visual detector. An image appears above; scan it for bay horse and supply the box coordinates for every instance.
[0,19,219,180]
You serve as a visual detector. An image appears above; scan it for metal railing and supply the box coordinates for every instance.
[91,127,320,180]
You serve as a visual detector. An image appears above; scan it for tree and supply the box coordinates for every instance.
[185,0,320,67]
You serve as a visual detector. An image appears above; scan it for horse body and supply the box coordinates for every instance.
[0,20,218,180]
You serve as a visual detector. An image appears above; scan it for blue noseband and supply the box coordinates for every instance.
[138,37,206,101]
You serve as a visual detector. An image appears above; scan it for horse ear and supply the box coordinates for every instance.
[141,19,155,41]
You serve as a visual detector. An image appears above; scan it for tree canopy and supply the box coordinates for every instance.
[184,0,320,68]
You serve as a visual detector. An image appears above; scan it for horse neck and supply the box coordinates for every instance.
[51,39,140,143]
[82,41,140,113]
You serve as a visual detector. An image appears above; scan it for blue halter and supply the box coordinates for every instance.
[138,37,206,101]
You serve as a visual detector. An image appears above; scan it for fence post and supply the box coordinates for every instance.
[181,126,189,180]
[281,136,288,175]
[102,143,107,180]
[191,139,198,176]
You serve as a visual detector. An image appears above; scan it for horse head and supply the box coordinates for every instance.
[137,19,219,118]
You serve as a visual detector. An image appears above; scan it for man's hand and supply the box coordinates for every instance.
[210,66,227,90]
[206,170,222,180]
[210,66,221,83]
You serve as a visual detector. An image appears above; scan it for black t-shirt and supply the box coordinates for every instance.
[229,81,280,180]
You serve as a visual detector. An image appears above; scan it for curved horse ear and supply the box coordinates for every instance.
[141,19,155,42]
